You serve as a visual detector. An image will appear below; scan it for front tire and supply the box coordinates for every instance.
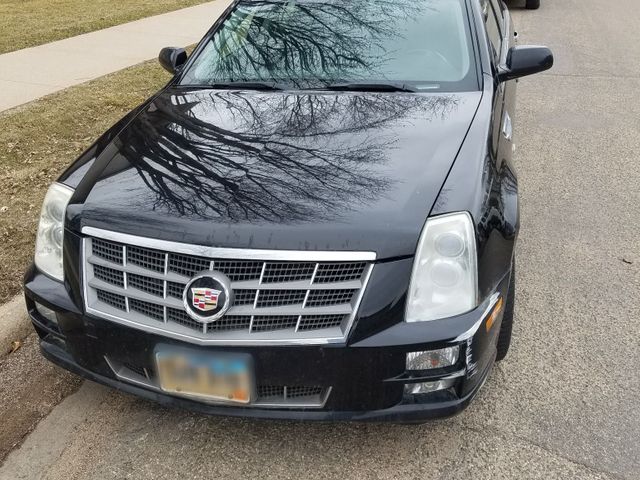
[496,261,515,361]
[525,0,540,9]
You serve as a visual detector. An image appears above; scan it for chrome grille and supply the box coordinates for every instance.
[82,229,374,345]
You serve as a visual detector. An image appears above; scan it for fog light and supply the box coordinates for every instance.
[404,378,456,395]
[35,302,58,324]
[406,346,459,371]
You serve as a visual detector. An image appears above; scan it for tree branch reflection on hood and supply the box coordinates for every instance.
[112,91,458,223]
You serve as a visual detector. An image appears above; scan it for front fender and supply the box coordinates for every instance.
[431,80,518,299]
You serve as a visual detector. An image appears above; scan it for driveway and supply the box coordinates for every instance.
[1,0,639,478]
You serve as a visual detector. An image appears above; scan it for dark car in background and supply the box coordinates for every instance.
[24,0,552,422]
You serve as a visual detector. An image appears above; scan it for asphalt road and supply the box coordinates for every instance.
[1,0,639,478]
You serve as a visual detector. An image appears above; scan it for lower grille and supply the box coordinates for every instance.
[256,385,327,405]
[82,229,374,345]
[105,357,330,408]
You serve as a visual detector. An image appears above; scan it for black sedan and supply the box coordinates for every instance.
[24,0,552,422]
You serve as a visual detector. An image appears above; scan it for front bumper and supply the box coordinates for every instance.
[24,266,509,423]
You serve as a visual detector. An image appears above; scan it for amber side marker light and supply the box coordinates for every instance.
[485,296,504,332]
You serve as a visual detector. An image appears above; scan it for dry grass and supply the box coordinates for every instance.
[0,60,171,303]
[0,0,207,54]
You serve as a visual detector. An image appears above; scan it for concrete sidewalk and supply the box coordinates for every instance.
[0,0,232,112]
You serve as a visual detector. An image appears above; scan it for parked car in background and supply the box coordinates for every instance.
[25,0,552,422]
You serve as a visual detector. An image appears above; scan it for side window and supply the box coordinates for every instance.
[482,0,502,60]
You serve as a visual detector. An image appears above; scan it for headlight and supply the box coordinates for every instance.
[405,212,477,322]
[35,183,74,281]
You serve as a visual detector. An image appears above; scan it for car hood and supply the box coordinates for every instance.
[72,88,481,259]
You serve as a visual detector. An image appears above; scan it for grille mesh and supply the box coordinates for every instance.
[314,262,366,283]
[167,307,201,331]
[262,262,315,283]
[93,265,124,287]
[92,238,123,264]
[298,315,344,331]
[127,246,165,272]
[96,289,126,311]
[129,298,164,321]
[306,289,356,307]
[169,253,210,277]
[257,385,285,399]
[257,385,325,402]
[251,315,299,332]
[86,236,371,341]
[256,290,306,308]
[287,386,324,398]
[233,289,257,306]
[128,274,164,297]
[207,316,252,332]
[167,281,186,299]
[215,260,263,281]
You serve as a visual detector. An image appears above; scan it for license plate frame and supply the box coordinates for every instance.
[155,348,254,404]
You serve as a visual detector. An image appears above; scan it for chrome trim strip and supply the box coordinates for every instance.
[258,262,267,284]
[82,226,377,262]
[87,300,353,346]
[309,263,320,283]
[452,293,501,342]
[343,263,374,337]
[104,356,160,391]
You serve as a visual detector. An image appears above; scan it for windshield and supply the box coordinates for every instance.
[180,0,477,91]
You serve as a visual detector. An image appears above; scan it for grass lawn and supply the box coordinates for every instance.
[0,60,171,303]
[0,0,208,54]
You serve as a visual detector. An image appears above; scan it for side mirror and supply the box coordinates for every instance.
[158,47,188,74]
[498,45,553,82]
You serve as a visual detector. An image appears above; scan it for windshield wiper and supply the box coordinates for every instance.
[206,81,284,91]
[322,82,416,93]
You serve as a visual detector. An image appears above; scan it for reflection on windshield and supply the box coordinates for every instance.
[180,0,475,90]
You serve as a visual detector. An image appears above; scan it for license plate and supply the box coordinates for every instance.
[155,350,253,404]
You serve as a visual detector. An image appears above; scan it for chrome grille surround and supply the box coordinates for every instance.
[82,227,375,345]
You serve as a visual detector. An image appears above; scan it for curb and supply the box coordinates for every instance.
[0,294,31,357]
